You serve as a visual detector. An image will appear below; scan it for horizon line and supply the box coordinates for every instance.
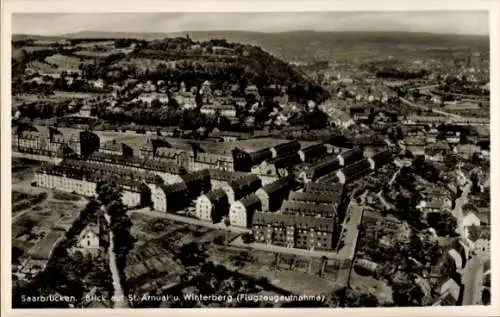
[12,29,490,38]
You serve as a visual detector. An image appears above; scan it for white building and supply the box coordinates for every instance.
[70,224,101,258]
[195,189,228,223]
[229,194,261,228]
[200,104,237,118]
[136,93,169,105]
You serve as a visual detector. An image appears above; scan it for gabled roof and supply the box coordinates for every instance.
[281,200,336,217]
[80,224,99,237]
[156,147,190,159]
[341,159,372,178]
[204,188,228,204]
[248,148,273,166]
[238,193,262,210]
[229,174,262,192]
[267,153,302,168]
[159,182,188,195]
[304,182,343,197]
[272,140,301,155]
[299,143,327,156]
[306,156,342,180]
[339,148,364,165]
[371,150,393,168]
[180,169,211,185]
[288,191,339,205]
[208,169,247,181]
[260,176,295,196]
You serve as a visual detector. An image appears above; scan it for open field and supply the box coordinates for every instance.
[128,211,339,296]
[44,54,82,71]
[74,50,115,58]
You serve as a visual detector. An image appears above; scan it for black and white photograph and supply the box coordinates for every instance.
[2,0,498,314]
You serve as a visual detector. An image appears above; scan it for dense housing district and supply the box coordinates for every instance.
[11,32,490,308]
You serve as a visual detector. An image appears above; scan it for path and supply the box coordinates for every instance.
[231,236,344,259]
[103,208,129,308]
[128,208,251,234]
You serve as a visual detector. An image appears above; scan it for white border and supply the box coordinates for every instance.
[2,1,499,316]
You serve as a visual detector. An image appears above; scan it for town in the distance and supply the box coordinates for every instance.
[11,31,490,308]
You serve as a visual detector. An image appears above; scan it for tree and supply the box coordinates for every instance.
[426,212,458,237]
[329,287,379,307]
[96,178,122,205]
[96,177,135,273]
[224,218,231,246]
[392,278,424,306]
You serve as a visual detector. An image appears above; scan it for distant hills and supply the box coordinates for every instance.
[13,30,489,63]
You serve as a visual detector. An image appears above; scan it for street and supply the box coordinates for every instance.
[451,176,487,305]
[461,254,485,305]
[399,96,464,119]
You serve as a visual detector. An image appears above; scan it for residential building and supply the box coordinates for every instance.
[335,159,373,184]
[233,147,273,172]
[200,104,237,118]
[86,152,184,185]
[298,144,328,163]
[303,182,344,200]
[139,137,171,158]
[270,140,301,158]
[149,182,189,213]
[69,224,101,258]
[135,92,169,105]
[255,176,296,212]
[289,191,340,207]
[156,147,194,169]
[229,193,262,228]
[300,156,342,182]
[369,150,394,169]
[281,200,337,219]
[252,212,337,251]
[251,153,302,177]
[180,169,212,199]
[222,174,262,204]
[100,139,133,157]
[173,91,197,109]
[463,210,481,228]
[191,151,234,172]
[416,198,453,213]
[35,163,150,207]
[195,189,229,223]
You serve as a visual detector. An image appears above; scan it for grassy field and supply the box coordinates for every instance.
[44,54,82,71]
[74,50,114,58]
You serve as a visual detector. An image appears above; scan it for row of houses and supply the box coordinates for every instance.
[35,162,151,207]
[14,125,100,158]
[399,115,489,127]
[140,138,343,179]
[234,140,339,177]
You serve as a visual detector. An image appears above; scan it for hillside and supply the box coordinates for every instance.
[12,34,330,105]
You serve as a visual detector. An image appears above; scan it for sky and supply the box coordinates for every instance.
[12,11,489,36]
